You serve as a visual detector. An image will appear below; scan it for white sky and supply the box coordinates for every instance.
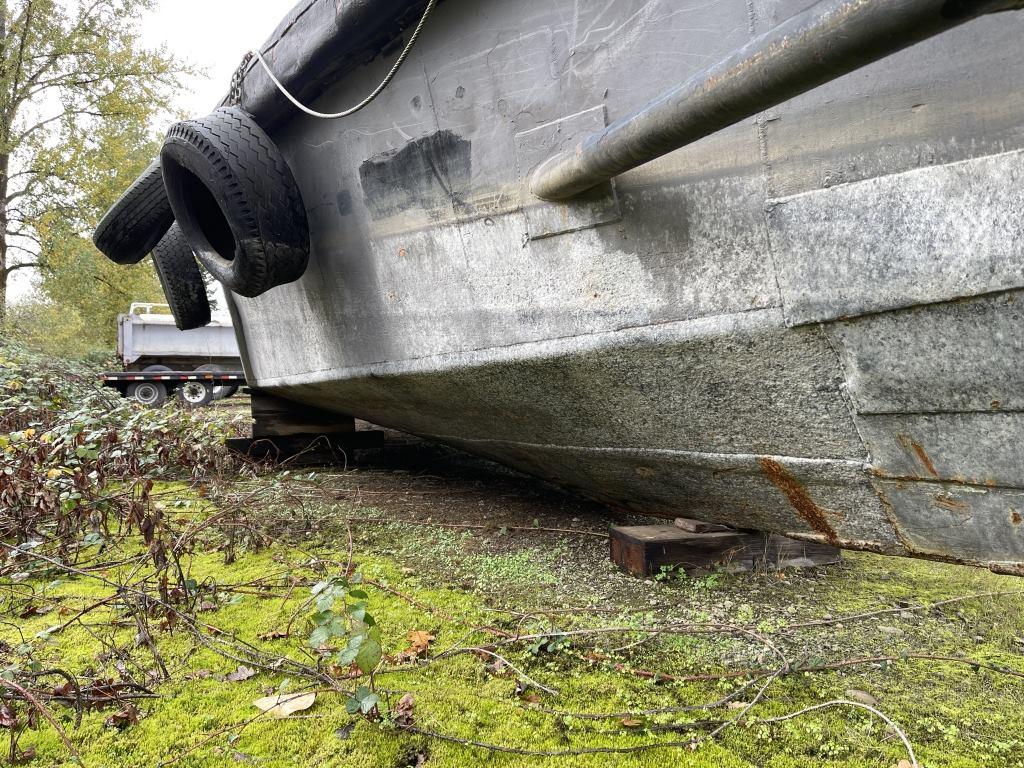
[8,0,294,303]
[141,0,294,119]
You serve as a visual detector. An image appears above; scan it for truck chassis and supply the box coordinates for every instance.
[101,370,247,408]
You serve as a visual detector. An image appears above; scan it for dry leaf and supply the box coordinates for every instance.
[845,689,880,707]
[407,630,435,653]
[226,666,258,682]
[104,704,140,730]
[326,663,361,679]
[393,693,415,727]
[252,692,316,718]
[896,761,914,768]
[621,718,643,728]
[259,630,288,641]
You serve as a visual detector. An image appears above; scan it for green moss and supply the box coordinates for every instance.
[3,482,1023,768]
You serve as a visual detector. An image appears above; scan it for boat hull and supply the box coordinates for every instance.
[225,0,1024,572]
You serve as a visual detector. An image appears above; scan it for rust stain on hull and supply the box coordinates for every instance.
[758,457,840,545]
[932,493,971,513]
[896,433,941,478]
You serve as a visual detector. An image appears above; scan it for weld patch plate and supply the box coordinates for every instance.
[858,412,1024,487]
[874,479,1024,568]
[768,148,1024,325]
[514,106,621,240]
[825,291,1024,414]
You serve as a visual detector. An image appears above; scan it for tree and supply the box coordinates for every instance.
[33,118,168,350]
[0,0,186,324]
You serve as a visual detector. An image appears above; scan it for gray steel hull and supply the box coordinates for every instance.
[227,0,1024,573]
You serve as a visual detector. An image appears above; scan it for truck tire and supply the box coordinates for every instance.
[195,363,238,400]
[160,107,309,298]
[176,380,214,408]
[128,381,167,407]
[152,224,211,330]
[93,159,174,265]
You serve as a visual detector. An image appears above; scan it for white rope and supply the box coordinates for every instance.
[250,0,438,119]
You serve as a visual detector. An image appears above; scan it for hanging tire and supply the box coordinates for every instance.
[93,159,175,265]
[128,381,167,407]
[195,363,238,400]
[176,380,214,408]
[151,224,211,331]
[160,107,310,298]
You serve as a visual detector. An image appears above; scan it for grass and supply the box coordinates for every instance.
[2,476,1023,768]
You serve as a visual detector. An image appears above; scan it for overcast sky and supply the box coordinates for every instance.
[141,0,294,119]
[8,0,294,303]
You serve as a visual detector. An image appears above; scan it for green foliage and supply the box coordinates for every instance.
[0,337,238,557]
[0,0,191,339]
[308,575,384,683]
[30,123,169,351]
[4,295,105,359]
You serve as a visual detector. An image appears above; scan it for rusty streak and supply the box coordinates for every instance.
[896,433,941,478]
[932,493,970,512]
[758,457,840,545]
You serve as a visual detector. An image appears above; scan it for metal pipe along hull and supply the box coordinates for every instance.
[530,0,1024,200]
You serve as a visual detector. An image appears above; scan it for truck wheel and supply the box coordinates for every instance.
[152,224,211,331]
[128,381,167,407]
[195,364,238,400]
[177,381,214,408]
[93,159,174,265]
[160,107,310,298]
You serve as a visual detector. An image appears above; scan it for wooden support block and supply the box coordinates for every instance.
[248,389,356,438]
[674,517,731,533]
[610,524,840,577]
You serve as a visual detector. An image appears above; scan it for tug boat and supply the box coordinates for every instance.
[95,0,1024,573]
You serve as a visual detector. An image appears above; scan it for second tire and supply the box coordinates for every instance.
[93,159,174,265]
[152,223,211,331]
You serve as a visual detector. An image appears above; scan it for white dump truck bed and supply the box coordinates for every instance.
[117,303,240,367]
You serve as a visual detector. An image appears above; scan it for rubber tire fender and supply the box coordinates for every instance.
[160,107,310,298]
[152,223,211,331]
[93,159,174,265]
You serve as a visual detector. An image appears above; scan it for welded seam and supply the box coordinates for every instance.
[408,438,871,470]
[871,475,1024,492]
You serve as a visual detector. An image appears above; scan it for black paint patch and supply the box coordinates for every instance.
[359,130,471,220]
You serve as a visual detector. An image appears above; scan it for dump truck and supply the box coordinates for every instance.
[101,303,245,407]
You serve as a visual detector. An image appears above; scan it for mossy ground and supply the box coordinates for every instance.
[3,466,1023,768]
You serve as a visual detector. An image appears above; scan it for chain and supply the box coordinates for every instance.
[228,51,254,107]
